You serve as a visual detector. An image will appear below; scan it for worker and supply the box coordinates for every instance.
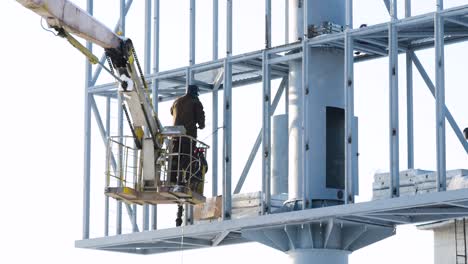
[170,84,205,188]
[170,84,205,227]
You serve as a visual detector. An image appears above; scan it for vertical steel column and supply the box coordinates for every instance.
[389,0,400,198]
[435,0,446,191]
[285,78,289,116]
[82,0,93,241]
[119,0,126,35]
[131,204,137,232]
[287,3,303,203]
[344,0,354,204]
[262,50,271,214]
[189,0,196,83]
[104,97,110,236]
[116,0,126,235]
[212,0,219,197]
[152,0,160,151]
[223,0,233,220]
[265,0,271,48]
[141,0,152,231]
[185,0,196,225]
[263,0,272,213]
[151,0,160,231]
[285,0,289,44]
[183,68,191,225]
[301,0,309,209]
[405,0,414,169]
[132,135,138,232]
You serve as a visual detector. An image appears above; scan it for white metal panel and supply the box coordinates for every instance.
[272,114,288,195]
[143,138,155,183]
[434,225,456,264]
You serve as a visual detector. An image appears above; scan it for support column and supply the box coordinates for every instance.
[405,0,414,170]
[116,0,126,235]
[344,0,354,204]
[301,0,309,209]
[223,0,233,220]
[151,0,160,231]
[83,0,93,241]
[212,0,219,197]
[389,0,400,198]
[262,50,271,214]
[288,249,349,264]
[189,0,196,83]
[104,97,110,236]
[435,0,446,191]
[142,0,152,232]
[265,0,271,48]
[288,0,346,206]
[286,0,305,204]
[285,0,289,44]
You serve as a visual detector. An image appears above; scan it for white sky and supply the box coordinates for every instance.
[1,0,468,263]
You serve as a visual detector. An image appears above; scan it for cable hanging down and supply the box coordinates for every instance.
[41,19,124,85]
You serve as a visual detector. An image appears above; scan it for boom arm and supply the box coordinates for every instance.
[17,0,121,49]
[17,0,211,205]
[17,0,162,149]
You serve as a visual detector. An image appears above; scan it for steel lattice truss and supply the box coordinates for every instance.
[77,1,468,255]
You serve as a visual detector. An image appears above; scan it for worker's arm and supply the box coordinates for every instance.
[195,100,205,130]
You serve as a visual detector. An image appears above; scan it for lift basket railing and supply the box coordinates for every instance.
[105,135,209,195]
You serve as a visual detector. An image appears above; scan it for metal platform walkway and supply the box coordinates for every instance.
[76,189,468,254]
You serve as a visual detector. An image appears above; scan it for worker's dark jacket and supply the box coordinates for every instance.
[170,94,205,138]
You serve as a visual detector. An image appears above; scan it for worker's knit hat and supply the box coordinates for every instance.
[187,84,199,97]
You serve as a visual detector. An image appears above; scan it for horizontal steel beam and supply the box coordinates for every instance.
[357,214,411,224]
[371,207,468,215]
[87,4,468,102]
[76,189,468,250]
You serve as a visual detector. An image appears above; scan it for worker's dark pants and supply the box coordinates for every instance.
[170,137,196,185]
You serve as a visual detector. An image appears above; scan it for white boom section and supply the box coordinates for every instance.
[17,0,121,49]
[120,64,162,147]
